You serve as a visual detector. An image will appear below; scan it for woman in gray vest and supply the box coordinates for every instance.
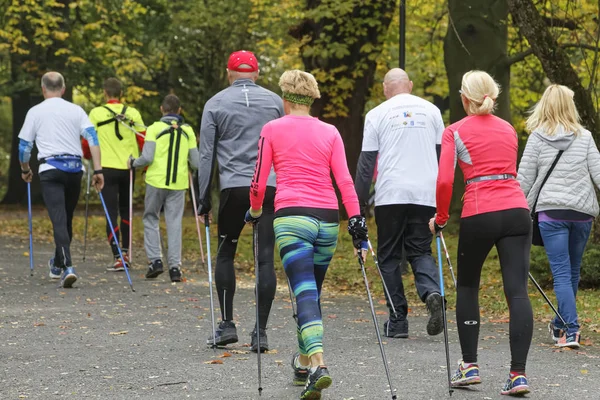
[518,84,600,349]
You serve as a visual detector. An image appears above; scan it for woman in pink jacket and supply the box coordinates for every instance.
[246,70,367,400]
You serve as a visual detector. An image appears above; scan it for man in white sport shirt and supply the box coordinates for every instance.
[19,71,104,288]
[354,68,444,339]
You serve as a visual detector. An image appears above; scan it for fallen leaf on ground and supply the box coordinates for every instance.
[375,311,386,315]
[220,352,232,358]
[204,359,223,364]
[109,331,128,335]
[265,349,278,354]
[229,349,249,354]
[327,314,337,319]
[33,322,45,327]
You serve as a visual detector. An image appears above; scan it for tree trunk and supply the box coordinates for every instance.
[443,0,511,216]
[507,0,600,241]
[444,0,511,123]
[292,0,397,180]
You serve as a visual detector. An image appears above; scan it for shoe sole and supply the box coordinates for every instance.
[206,333,238,347]
[146,270,163,279]
[49,272,61,280]
[292,376,308,386]
[426,294,444,336]
[300,375,332,400]
[251,343,269,353]
[555,342,580,349]
[62,274,77,288]
[501,385,529,396]
[451,376,482,387]
[385,332,409,338]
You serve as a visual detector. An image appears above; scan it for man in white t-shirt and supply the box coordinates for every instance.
[19,71,104,288]
[355,68,444,339]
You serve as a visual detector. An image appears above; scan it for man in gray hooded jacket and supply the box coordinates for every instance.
[198,50,284,352]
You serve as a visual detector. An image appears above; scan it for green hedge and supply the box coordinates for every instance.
[530,243,600,289]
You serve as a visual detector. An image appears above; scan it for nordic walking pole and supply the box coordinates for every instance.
[366,239,398,318]
[439,233,457,288]
[253,222,263,396]
[27,182,34,276]
[129,167,133,264]
[98,190,135,292]
[205,217,217,351]
[188,173,206,267]
[83,162,91,262]
[357,244,397,399]
[436,235,454,396]
[529,272,569,329]
[286,278,298,323]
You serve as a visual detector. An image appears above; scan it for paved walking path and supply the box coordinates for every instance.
[0,237,598,399]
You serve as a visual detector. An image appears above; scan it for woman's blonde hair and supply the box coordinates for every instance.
[526,84,583,135]
[460,70,500,115]
[279,70,321,106]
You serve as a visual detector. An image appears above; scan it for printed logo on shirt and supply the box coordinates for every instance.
[403,111,412,118]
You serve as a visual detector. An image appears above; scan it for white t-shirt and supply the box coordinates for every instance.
[18,97,94,173]
[362,93,444,207]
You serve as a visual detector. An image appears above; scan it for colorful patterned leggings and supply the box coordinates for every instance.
[274,216,339,358]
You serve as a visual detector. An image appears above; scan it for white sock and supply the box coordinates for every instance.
[295,356,310,369]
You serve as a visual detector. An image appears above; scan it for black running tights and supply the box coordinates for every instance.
[215,187,276,330]
[456,208,533,373]
[101,168,133,256]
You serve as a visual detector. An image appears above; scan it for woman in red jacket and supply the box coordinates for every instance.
[430,71,533,396]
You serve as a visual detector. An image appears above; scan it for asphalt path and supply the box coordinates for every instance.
[0,237,599,399]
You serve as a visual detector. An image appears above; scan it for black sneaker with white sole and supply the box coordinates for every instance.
[206,320,238,347]
[383,318,409,338]
[426,292,444,336]
[146,259,164,279]
[250,327,269,353]
[300,366,332,400]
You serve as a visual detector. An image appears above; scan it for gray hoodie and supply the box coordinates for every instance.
[197,79,284,213]
[517,126,600,217]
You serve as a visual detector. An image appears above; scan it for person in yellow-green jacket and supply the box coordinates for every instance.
[88,78,146,271]
[128,94,199,282]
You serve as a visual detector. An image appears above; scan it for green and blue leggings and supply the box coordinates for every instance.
[274,215,339,358]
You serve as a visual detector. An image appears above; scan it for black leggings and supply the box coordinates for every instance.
[216,186,276,330]
[101,168,133,256]
[456,208,533,373]
[39,169,82,268]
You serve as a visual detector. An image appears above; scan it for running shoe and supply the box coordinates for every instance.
[108,254,130,272]
[60,267,78,288]
[250,327,269,353]
[291,352,310,386]
[500,373,529,396]
[383,319,408,338]
[426,292,444,336]
[145,259,164,279]
[48,258,61,279]
[169,267,182,282]
[548,321,563,343]
[451,360,482,387]
[300,366,332,400]
[206,320,238,347]
[556,331,580,349]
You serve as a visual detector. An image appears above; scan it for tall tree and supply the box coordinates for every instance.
[507,0,600,138]
[444,0,511,124]
[291,0,398,177]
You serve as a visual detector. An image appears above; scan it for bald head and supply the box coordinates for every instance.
[383,68,412,99]
[41,72,66,99]
[227,65,259,85]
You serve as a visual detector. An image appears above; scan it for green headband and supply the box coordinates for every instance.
[282,92,315,106]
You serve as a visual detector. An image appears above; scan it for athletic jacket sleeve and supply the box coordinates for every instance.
[197,102,219,215]
[517,134,540,201]
[435,127,457,226]
[331,129,361,217]
[355,151,377,215]
[250,125,273,211]
[132,140,155,168]
[586,133,600,190]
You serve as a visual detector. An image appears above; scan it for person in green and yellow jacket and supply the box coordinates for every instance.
[128,94,199,282]
[88,78,146,271]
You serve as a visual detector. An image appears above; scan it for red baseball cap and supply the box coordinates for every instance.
[227,50,259,72]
